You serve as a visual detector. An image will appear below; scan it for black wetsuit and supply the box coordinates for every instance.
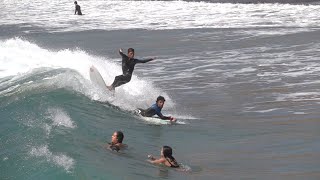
[111,50,153,88]
[137,104,172,120]
[75,5,82,15]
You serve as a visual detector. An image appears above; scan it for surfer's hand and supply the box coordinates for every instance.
[170,117,177,122]
[119,48,123,53]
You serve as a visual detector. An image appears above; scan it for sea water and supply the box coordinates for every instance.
[1,0,320,179]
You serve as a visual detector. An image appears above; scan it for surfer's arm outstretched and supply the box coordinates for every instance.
[136,57,155,63]
[156,111,176,121]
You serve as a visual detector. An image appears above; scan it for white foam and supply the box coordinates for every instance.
[276,92,320,101]
[234,67,256,74]
[43,124,52,136]
[47,108,76,129]
[1,1,320,32]
[293,112,306,114]
[30,145,75,172]
[0,38,92,78]
[254,108,282,113]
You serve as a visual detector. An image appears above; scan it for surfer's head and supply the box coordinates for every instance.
[128,48,135,59]
[156,96,166,108]
[74,1,77,5]
[112,131,124,143]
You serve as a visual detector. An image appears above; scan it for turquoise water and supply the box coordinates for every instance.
[2,28,320,179]
[0,85,197,179]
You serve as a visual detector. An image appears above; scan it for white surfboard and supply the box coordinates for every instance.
[142,117,172,125]
[90,66,108,90]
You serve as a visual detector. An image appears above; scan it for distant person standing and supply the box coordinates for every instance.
[74,1,82,15]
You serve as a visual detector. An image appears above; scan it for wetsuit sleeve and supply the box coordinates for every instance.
[136,58,154,63]
[119,50,127,60]
[156,111,172,120]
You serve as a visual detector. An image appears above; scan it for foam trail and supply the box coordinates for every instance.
[46,108,76,128]
[29,145,74,172]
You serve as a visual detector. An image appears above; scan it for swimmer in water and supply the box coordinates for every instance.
[147,146,179,168]
[107,131,127,152]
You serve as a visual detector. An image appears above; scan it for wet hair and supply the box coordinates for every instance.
[162,146,179,168]
[128,48,135,54]
[156,96,166,102]
[115,131,124,143]
[74,1,77,4]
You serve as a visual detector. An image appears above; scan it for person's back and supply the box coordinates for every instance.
[138,104,159,117]
[148,146,180,168]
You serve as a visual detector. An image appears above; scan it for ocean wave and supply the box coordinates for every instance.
[0,38,176,113]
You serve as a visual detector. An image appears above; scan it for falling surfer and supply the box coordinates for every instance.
[106,48,155,91]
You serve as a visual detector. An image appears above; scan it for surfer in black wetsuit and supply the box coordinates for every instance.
[74,1,82,15]
[107,48,155,91]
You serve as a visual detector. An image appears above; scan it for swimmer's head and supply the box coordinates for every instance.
[116,131,124,143]
[112,131,124,143]
[162,146,173,157]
